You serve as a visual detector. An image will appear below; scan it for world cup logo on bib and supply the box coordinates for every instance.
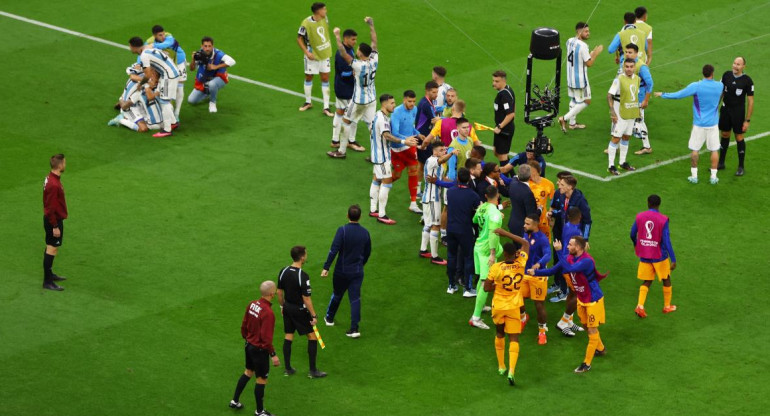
[630,34,639,45]
[316,26,326,43]
[644,220,654,239]
[629,84,638,103]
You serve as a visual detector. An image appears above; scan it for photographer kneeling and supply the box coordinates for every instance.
[188,36,236,113]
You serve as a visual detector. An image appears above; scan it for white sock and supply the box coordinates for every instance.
[348,122,359,143]
[303,81,312,103]
[332,114,342,143]
[378,184,392,217]
[641,137,651,148]
[564,102,587,125]
[420,226,430,251]
[119,118,139,131]
[691,167,698,178]
[175,84,184,119]
[440,228,447,238]
[370,181,381,213]
[321,82,330,109]
[429,230,439,257]
[566,101,575,124]
[710,168,718,179]
[339,122,351,153]
[417,181,422,192]
[160,100,176,131]
[619,140,629,164]
[608,142,618,167]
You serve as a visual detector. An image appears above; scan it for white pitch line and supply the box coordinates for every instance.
[3,10,767,182]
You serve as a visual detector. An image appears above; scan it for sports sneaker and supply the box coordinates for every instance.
[507,372,516,386]
[709,177,719,185]
[209,102,218,113]
[569,322,585,333]
[635,305,647,318]
[595,348,607,357]
[446,285,458,294]
[550,292,567,303]
[229,400,243,409]
[330,141,340,148]
[409,203,423,214]
[419,250,432,258]
[569,123,586,130]
[308,369,328,378]
[558,116,567,133]
[634,147,653,155]
[107,114,123,126]
[51,274,67,282]
[298,102,312,111]
[735,167,745,176]
[326,150,346,159]
[662,305,678,314]
[153,130,172,138]
[463,288,477,298]
[324,316,334,326]
[687,176,698,184]
[538,332,547,345]
[498,367,507,376]
[520,314,529,331]
[369,211,379,218]
[608,165,620,176]
[431,256,447,265]
[348,142,366,152]
[469,316,490,329]
[546,284,560,295]
[482,305,492,313]
[556,320,576,337]
[346,329,361,338]
[42,282,64,291]
[170,122,180,130]
[574,362,591,373]
[620,162,636,171]
[283,367,296,376]
[377,215,396,225]
[322,108,334,117]
[256,410,274,416]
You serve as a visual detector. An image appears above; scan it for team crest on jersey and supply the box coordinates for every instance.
[540,191,546,197]
[736,89,743,96]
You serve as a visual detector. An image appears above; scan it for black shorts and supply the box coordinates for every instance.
[719,106,746,135]
[244,343,270,379]
[283,305,313,335]
[493,129,514,154]
[43,216,63,247]
[417,145,432,164]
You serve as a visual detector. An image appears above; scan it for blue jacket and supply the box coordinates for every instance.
[506,179,537,237]
[323,222,371,277]
[551,188,592,240]
[446,184,481,235]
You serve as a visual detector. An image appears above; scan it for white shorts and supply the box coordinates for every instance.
[612,117,635,138]
[157,78,179,101]
[335,97,351,111]
[688,125,720,151]
[568,85,591,103]
[373,161,393,180]
[304,56,331,75]
[422,201,441,226]
[177,62,188,82]
[442,188,448,205]
[345,101,376,125]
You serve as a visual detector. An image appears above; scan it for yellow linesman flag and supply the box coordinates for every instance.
[473,122,495,132]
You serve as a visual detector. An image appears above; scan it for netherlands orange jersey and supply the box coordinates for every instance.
[529,178,554,227]
[488,252,528,310]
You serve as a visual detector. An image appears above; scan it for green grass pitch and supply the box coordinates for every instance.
[1,0,769,414]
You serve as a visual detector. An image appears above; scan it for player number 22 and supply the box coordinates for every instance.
[501,273,523,292]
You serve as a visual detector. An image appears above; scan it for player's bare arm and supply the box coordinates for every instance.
[333,27,353,64]
[365,17,377,51]
[744,95,754,132]
[277,289,285,307]
[297,34,314,60]
[608,93,618,122]
[302,295,317,326]
[483,277,495,293]
[437,149,458,164]
[383,131,416,146]
[493,112,515,134]
[646,39,653,65]
[586,44,604,67]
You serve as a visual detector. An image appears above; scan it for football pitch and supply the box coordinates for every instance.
[2,0,770,414]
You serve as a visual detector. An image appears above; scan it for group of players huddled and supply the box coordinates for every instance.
[107,26,236,137]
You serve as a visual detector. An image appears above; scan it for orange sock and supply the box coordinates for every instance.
[495,337,505,370]
[663,286,672,307]
[584,332,599,365]
[508,341,520,374]
[638,285,649,307]
[597,334,605,352]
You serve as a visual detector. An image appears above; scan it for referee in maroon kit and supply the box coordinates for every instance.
[43,154,68,291]
[229,280,280,416]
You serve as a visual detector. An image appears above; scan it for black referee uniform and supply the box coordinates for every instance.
[277,266,325,378]
[718,70,754,173]
[494,85,516,158]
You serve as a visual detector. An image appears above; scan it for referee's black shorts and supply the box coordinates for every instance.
[719,106,746,135]
[43,216,63,247]
[493,128,514,155]
[244,343,270,379]
[282,305,313,335]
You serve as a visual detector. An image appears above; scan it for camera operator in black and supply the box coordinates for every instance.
[276,245,327,379]
[187,36,236,113]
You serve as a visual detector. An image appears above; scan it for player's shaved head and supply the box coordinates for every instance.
[403,90,416,98]
[647,194,661,209]
[503,242,520,258]
[290,245,307,262]
[624,12,636,24]
[348,204,362,221]
[567,207,582,222]
[485,184,499,200]
[260,280,276,297]
[702,64,715,78]
[472,145,487,159]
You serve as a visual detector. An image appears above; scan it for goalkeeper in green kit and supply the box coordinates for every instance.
[469,186,504,329]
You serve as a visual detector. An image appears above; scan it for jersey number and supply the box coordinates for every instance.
[361,69,377,87]
[567,51,574,65]
[501,273,523,292]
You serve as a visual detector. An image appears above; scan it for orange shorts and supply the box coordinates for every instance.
[637,258,672,281]
[391,147,418,172]
[577,297,605,328]
[520,275,548,301]
[492,308,522,334]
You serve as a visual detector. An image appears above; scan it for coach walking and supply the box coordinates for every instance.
[43,154,68,291]
[322,205,371,339]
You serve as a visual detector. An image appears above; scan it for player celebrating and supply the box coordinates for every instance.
[297,2,333,115]
[531,236,608,373]
[147,25,187,120]
[419,139,451,265]
[559,22,603,132]
[327,18,378,158]
[527,161,554,241]
[129,37,180,137]
[369,94,418,224]
[718,56,754,176]
[606,59,640,175]
[483,232,530,386]
[330,29,363,149]
[519,214,552,345]
[631,194,677,317]
[469,186,504,330]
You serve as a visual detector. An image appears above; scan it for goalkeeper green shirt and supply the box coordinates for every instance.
[473,202,503,256]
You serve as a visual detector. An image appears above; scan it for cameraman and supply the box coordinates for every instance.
[187,36,236,113]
